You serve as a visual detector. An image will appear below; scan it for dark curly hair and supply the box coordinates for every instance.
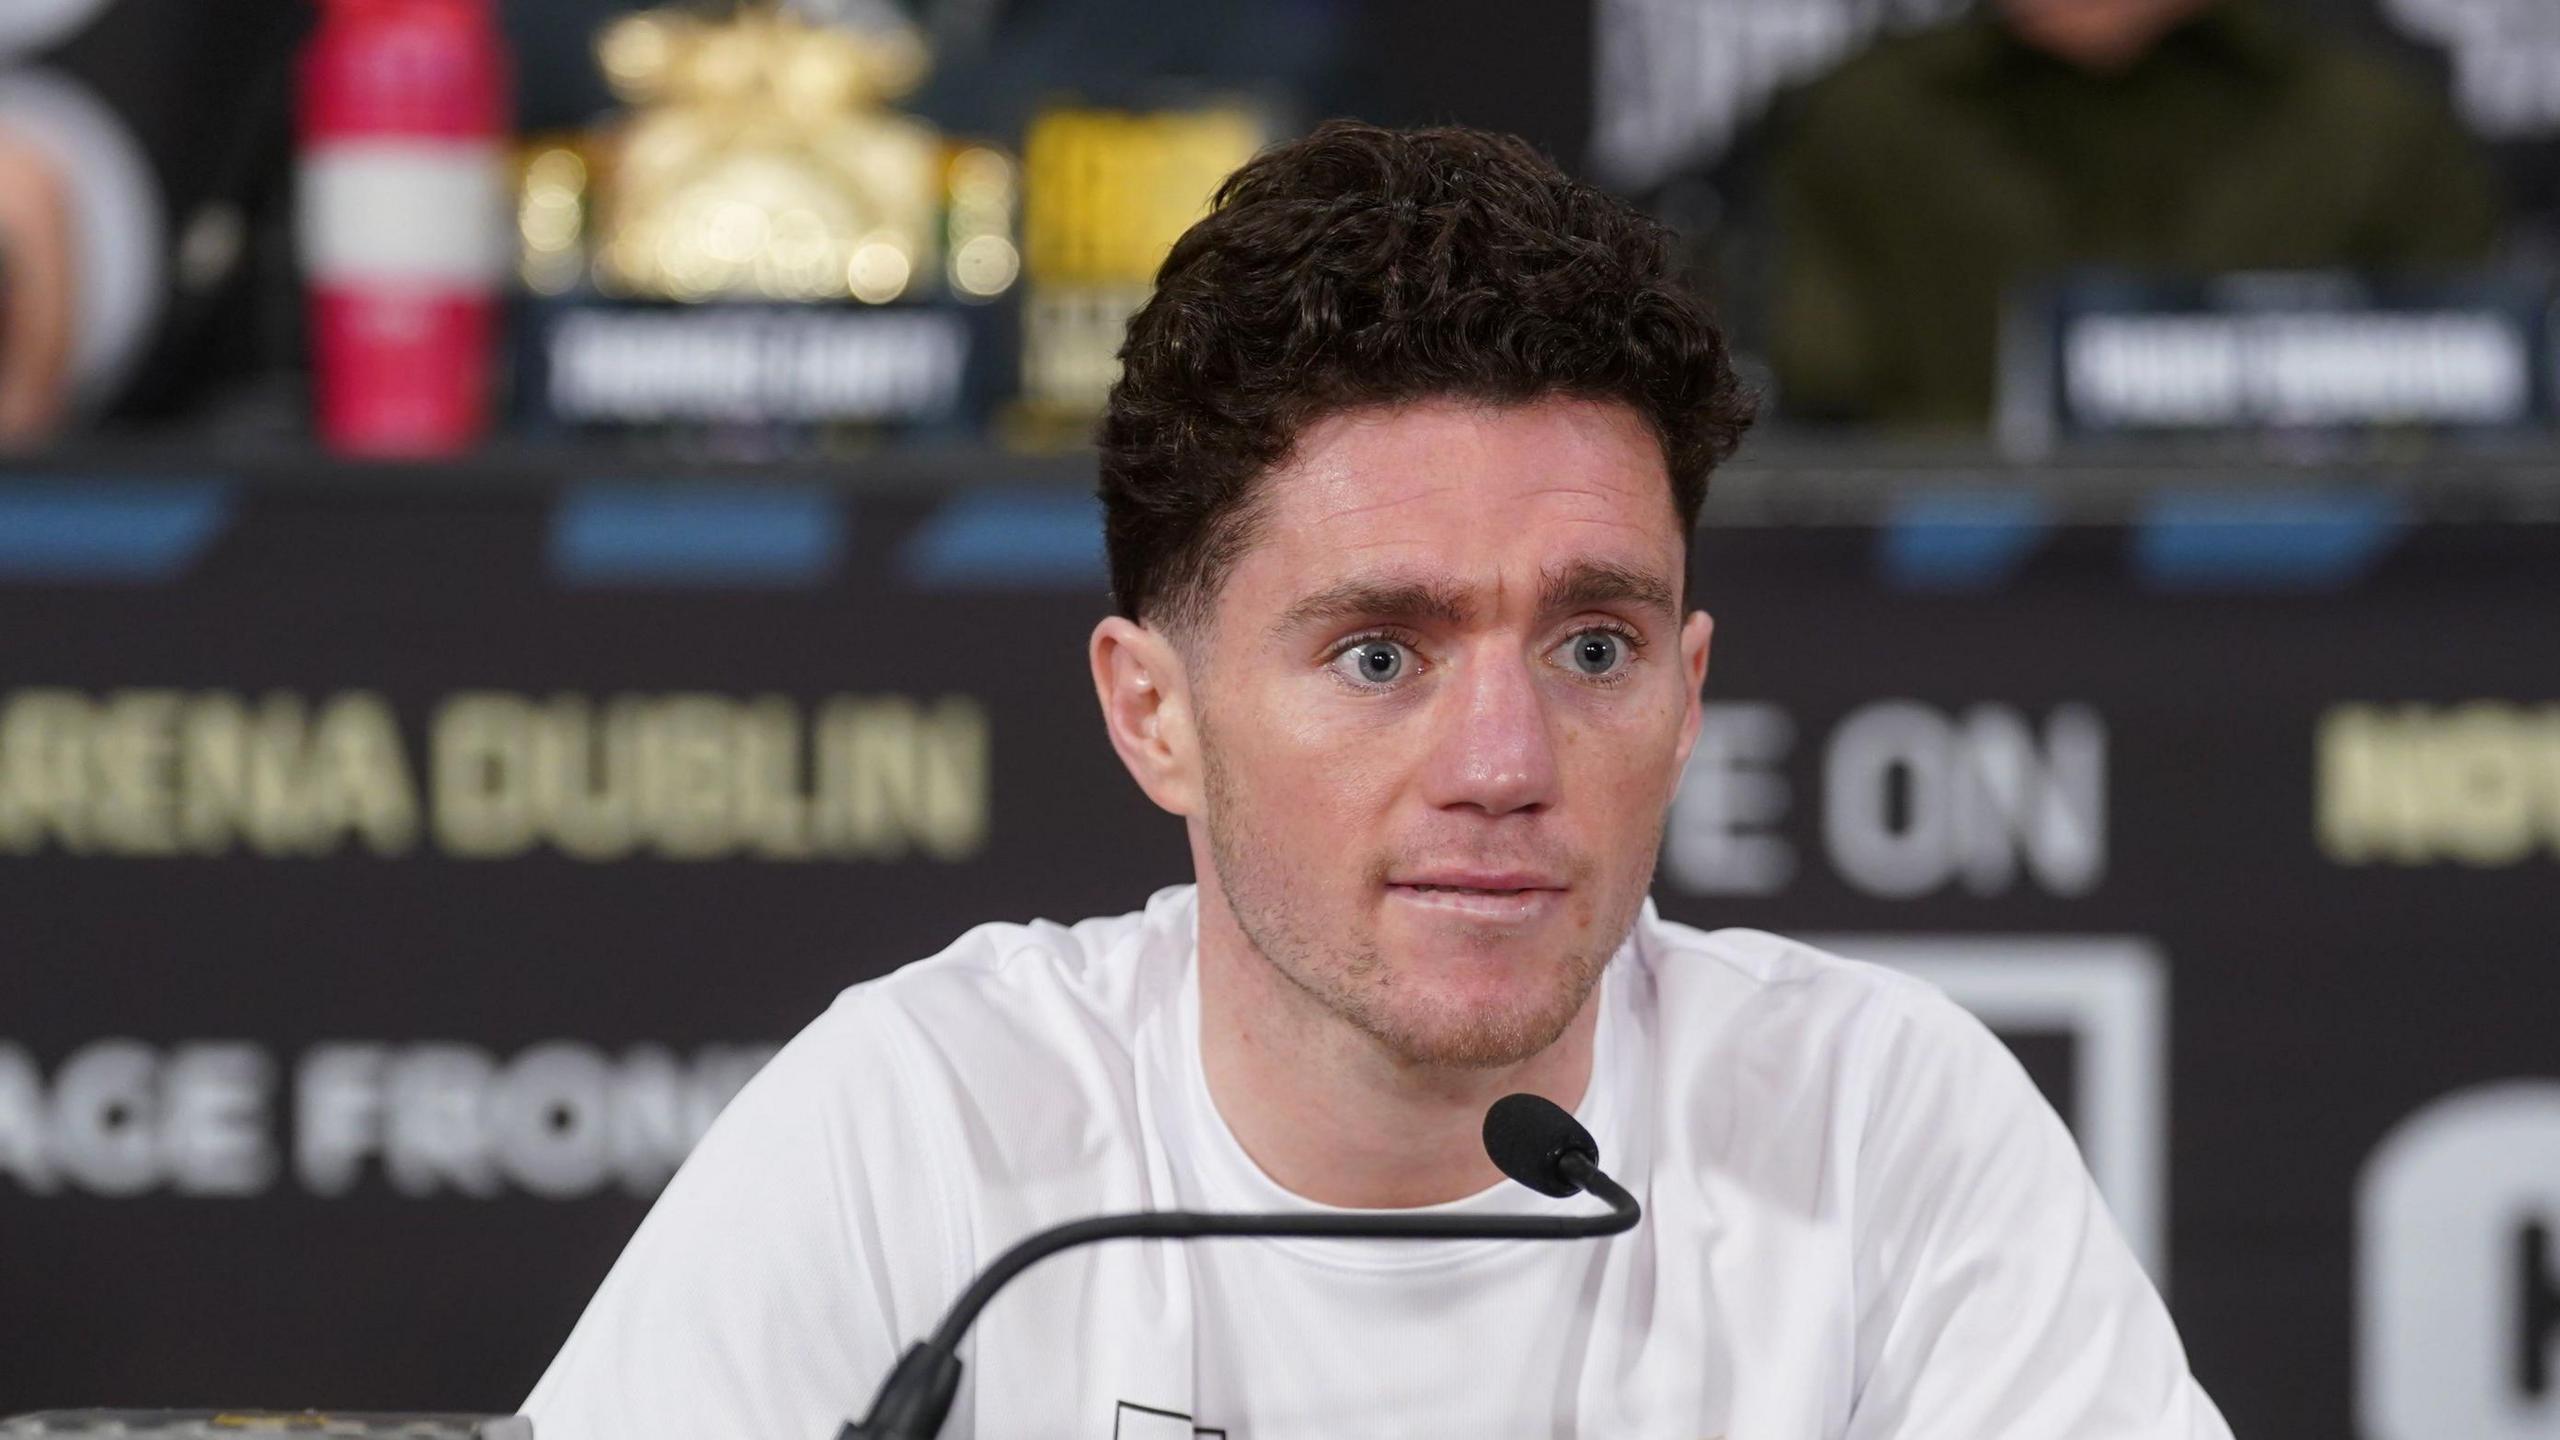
[1098,119,1755,631]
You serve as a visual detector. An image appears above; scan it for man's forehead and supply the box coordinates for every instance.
[1273,398,1676,529]
[1193,396,1690,642]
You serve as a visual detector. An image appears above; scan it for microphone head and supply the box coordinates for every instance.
[1481,1093,1599,1198]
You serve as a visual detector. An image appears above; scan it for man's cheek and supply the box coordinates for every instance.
[1565,706,1676,780]
[1281,729,1402,805]
[1244,742,1377,841]
[1580,742,1683,831]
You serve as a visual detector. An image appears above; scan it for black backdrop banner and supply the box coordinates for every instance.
[1,469,2554,1440]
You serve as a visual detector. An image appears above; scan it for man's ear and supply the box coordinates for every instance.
[1090,615,1204,817]
[1670,608,1715,774]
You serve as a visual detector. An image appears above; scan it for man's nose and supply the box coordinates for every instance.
[1418,650,1560,816]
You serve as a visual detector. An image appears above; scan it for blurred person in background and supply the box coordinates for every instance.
[0,122,75,443]
[0,0,303,448]
[1769,0,2505,428]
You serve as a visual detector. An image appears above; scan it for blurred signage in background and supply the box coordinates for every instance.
[0,1038,774,1202]
[2377,0,2560,139]
[1589,0,1963,185]
[1999,272,2555,452]
[507,4,1020,447]
[1009,104,1268,444]
[2317,701,2560,869]
[529,305,973,431]
[3,473,2556,1438]
[1665,700,2107,901]
[1595,0,2560,184]
[0,686,991,863]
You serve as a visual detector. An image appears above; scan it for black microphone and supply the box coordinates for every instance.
[837,1093,1639,1440]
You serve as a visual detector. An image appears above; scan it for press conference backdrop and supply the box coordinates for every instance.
[1,454,2555,1440]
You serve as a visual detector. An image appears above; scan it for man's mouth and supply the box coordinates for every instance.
[1384,872,1566,919]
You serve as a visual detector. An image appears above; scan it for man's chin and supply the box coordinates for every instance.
[1349,898,1614,1055]
[1350,992,1585,1071]
[1339,960,1602,1071]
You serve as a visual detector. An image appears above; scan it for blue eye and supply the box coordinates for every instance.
[1560,630,1629,677]
[1332,639,1411,686]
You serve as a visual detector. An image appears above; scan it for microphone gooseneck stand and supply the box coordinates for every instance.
[838,1093,1642,1440]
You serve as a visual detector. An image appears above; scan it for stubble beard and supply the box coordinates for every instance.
[1198,728,1636,1072]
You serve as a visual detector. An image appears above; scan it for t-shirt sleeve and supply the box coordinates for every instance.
[521,992,966,1440]
[1839,984,2232,1440]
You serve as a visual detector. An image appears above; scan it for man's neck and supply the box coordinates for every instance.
[1192,886,1603,1210]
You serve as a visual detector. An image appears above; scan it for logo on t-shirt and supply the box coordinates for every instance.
[1112,1400,1224,1439]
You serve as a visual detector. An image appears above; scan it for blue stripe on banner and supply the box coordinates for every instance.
[1880,489,2056,591]
[2134,489,2406,592]
[550,482,843,588]
[902,489,1106,590]
[0,477,234,583]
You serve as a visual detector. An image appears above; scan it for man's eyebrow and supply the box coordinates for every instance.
[1273,577,1475,637]
[1539,559,1679,620]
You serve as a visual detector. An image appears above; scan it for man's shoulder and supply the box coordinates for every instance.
[855,884,1188,1016]
[1641,911,1953,1019]
[797,886,1196,1109]
[1637,915,2070,1196]
[1636,911,1999,1088]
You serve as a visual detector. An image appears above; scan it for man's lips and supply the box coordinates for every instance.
[1384,871,1566,896]
[1384,872,1566,923]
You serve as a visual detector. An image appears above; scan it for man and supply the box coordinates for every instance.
[1771,0,2503,427]
[525,122,2231,1438]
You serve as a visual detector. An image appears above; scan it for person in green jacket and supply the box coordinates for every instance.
[1770,0,2505,429]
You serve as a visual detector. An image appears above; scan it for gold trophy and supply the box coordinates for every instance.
[517,2,1018,307]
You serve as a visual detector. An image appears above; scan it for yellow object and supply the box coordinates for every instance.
[1013,104,1266,421]
[585,4,955,304]
[1020,107,1263,287]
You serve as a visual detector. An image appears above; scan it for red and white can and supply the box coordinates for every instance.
[297,0,510,457]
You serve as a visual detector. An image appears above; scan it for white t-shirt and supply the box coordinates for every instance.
[524,886,2232,1440]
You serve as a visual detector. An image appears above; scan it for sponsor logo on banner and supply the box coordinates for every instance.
[1666,700,2106,899]
[0,687,989,862]
[1112,1401,1225,1439]
[2359,1082,2560,1439]
[2317,702,2560,866]
[0,1039,774,1200]
[539,306,970,425]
